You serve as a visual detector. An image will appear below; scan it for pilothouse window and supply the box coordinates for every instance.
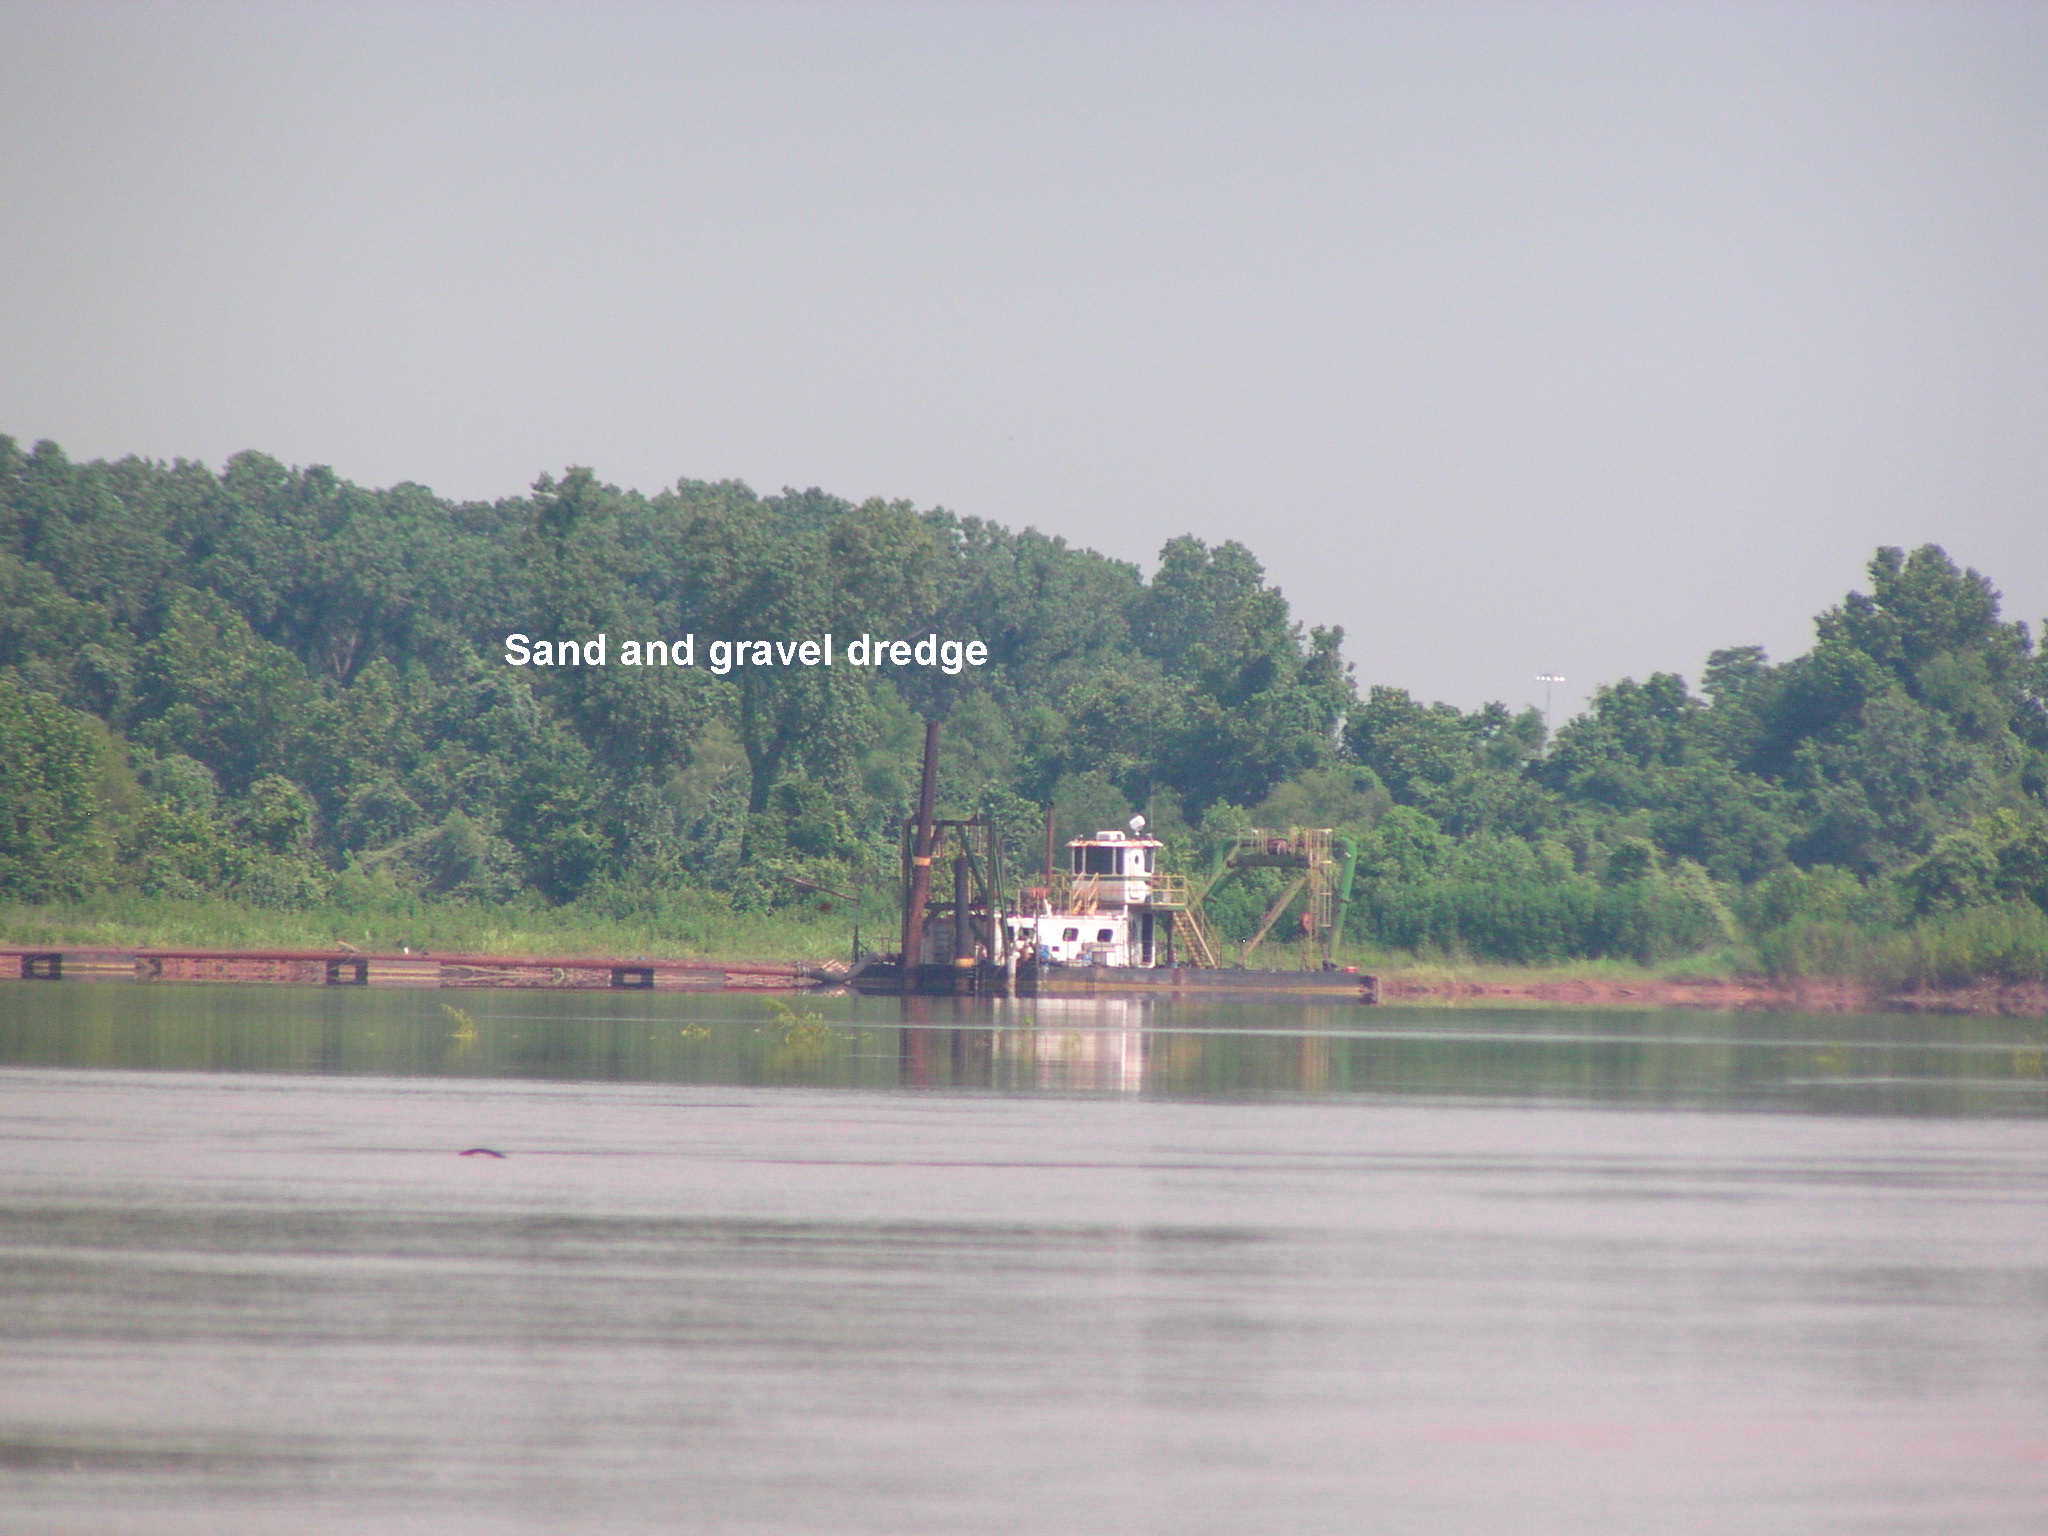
[1074,846,1120,875]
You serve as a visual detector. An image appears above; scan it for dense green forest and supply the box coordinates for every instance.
[4,435,2047,984]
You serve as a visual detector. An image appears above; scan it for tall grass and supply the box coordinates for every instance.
[1755,903,2048,990]
[0,887,868,962]
[1359,877,1726,965]
[11,888,2045,994]
[1888,904,2048,989]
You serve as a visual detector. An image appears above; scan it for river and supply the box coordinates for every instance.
[2,983,2044,1533]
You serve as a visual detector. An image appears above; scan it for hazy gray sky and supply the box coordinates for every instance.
[4,1,2042,720]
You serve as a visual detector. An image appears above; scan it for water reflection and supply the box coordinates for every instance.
[901,997,1151,1093]
[0,982,2043,1114]
[3,984,2047,1534]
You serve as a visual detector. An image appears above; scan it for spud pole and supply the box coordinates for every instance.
[899,718,943,989]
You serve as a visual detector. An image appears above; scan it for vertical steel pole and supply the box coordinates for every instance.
[952,853,974,991]
[900,719,943,989]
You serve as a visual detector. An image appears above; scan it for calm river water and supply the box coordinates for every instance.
[1,983,2045,1534]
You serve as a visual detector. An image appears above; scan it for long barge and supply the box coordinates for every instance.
[0,946,812,992]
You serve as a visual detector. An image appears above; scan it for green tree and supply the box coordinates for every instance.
[151,607,336,796]
[1354,805,1451,886]
[1902,829,2000,915]
[1137,538,1351,810]
[0,679,119,899]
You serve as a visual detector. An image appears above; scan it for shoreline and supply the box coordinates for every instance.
[1378,970,2048,1018]
[5,941,2047,1017]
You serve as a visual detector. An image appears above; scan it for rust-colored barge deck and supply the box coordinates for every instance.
[0,946,814,992]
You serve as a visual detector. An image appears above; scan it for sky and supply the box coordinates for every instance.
[3,0,2043,723]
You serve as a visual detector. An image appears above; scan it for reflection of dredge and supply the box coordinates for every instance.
[850,721,1376,999]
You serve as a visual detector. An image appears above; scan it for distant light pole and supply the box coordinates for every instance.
[1535,673,1566,743]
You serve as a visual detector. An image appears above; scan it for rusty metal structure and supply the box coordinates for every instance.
[898,810,1007,990]
[1,946,810,991]
[1183,827,1360,969]
[865,720,1373,1000]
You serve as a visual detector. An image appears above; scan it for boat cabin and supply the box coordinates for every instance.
[1007,913,1139,967]
[1011,829,1168,967]
[1064,828,1161,906]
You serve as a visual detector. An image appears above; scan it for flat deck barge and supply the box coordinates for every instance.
[0,946,813,992]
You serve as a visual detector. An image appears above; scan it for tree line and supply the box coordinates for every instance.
[3,435,2045,979]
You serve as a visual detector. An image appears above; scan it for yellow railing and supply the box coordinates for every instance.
[1138,873,1194,908]
[1230,827,1334,866]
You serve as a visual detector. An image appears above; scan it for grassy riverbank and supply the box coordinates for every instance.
[3,892,1733,977]
[7,894,2048,1016]
[0,891,868,964]
[1339,903,2048,995]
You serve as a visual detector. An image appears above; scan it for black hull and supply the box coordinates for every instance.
[845,959,1377,1002]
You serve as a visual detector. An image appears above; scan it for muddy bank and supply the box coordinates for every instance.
[1379,970,2048,1018]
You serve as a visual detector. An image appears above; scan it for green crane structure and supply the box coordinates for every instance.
[1194,827,1360,969]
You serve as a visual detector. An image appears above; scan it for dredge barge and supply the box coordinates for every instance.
[849,721,1376,1001]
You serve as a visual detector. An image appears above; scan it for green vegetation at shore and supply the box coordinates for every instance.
[8,889,2046,1000]
[4,434,2047,988]
[0,889,865,964]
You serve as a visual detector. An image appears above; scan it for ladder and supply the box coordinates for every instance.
[1136,872,1220,968]
[1174,901,1220,968]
